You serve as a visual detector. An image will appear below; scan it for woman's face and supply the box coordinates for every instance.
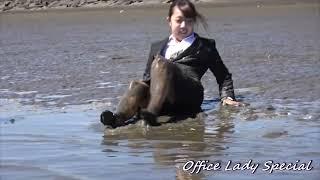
[167,6,194,42]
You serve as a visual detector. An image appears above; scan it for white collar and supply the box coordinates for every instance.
[167,33,195,46]
[164,33,196,59]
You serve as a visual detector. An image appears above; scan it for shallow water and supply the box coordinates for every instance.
[1,3,320,180]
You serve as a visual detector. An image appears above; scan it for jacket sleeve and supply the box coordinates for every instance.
[207,39,236,100]
[142,44,154,85]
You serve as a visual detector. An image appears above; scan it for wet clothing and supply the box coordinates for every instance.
[164,33,196,59]
[143,33,235,114]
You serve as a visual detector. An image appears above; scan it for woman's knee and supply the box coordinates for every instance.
[117,81,150,113]
[128,80,149,91]
[127,80,150,100]
[151,56,173,76]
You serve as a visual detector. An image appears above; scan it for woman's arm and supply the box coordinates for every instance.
[207,40,242,106]
[142,44,154,85]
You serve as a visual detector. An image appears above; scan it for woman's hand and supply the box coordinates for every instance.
[222,97,244,106]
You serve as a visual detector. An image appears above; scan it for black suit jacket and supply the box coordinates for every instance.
[143,33,235,100]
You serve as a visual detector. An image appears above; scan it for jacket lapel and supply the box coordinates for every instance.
[156,38,169,56]
[154,33,201,61]
[171,33,200,62]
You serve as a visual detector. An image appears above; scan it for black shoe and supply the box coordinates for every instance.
[140,110,161,126]
[100,110,118,128]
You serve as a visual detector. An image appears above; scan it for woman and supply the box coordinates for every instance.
[101,0,241,128]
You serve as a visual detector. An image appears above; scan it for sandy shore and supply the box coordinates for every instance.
[0,0,317,13]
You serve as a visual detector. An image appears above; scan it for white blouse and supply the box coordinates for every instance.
[164,33,196,59]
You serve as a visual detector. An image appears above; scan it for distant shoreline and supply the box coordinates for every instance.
[0,0,318,14]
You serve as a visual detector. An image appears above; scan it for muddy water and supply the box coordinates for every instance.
[1,3,320,180]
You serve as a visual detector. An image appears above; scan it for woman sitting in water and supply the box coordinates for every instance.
[101,0,241,128]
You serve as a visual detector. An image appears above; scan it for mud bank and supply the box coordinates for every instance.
[0,0,317,12]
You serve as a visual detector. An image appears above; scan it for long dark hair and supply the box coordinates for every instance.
[168,0,208,31]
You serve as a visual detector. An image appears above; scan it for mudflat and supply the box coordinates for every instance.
[1,2,319,180]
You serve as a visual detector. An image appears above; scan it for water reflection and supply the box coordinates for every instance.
[101,102,240,179]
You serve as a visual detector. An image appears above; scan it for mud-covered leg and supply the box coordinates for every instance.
[101,80,149,128]
[116,80,150,120]
[141,55,175,126]
[147,55,175,114]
